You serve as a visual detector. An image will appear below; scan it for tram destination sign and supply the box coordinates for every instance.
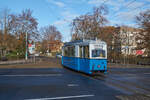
[93,44,103,49]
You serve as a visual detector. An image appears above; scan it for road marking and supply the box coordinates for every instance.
[127,74,135,75]
[25,95,95,100]
[144,73,150,75]
[67,84,79,87]
[146,95,150,97]
[0,74,62,77]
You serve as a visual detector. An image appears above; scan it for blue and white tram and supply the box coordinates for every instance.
[62,40,107,74]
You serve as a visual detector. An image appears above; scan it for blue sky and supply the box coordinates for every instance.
[0,0,150,42]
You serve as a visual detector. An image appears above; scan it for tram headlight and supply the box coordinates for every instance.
[97,65,100,68]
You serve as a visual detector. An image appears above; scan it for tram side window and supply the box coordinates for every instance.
[64,46,75,57]
[79,46,89,58]
[79,46,82,57]
[69,46,75,57]
[84,46,89,58]
[64,47,68,56]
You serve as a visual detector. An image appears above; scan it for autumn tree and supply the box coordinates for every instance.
[0,8,38,59]
[9,9,38,57]
[0,8,12,56]
[0,30,2,57]
[136,9,150,56]
[71,5,108,40]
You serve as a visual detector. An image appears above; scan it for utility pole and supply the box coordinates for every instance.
[25,32,28,60]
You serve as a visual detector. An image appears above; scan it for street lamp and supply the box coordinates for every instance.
[25,32,28,60]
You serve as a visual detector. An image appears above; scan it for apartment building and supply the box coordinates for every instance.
[48,40,63,53]
[119,26,141,55]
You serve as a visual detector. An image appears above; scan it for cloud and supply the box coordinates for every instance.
[53,20,66,26]
[144,0,150,2]
[126,1,144,10]
[109,9,141,27]
[54,1,65,7]
[53,11,79,26]
[88,0,147,24]
[88,0,104,6]
[61,11,79,20]
[88,0,124,7]
[111,1,145,22]
[46,0,65,8]
[88,0,146,12]
[117,12,136,21]
[53,10,79,42]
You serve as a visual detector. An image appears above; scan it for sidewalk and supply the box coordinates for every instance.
[0,59,34,65]
[0,57,62,69]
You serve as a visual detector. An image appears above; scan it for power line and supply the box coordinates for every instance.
[111,0,137,18]
[101,0,109,5]
[131,3,149,11]
[126,0,136,8]
[64,0,110,22]
[111,1,149,19]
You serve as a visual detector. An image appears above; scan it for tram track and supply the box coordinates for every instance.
[79,71,150,96]
[108,76,150,93]
[93,75,150,96]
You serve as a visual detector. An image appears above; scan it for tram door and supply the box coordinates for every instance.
[79,45,89,72]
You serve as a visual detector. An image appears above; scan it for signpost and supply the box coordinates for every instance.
[122,46,128,64]
[28,44,35,54]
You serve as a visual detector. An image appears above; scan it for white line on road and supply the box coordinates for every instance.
[146,95,150,97]
[67,84,79,87]
[0,74,62,77]
[144,73,150,75]
[126,74,136,76]
[25,95,95,100]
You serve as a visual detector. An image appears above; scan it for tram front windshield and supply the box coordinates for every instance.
[92,49,106,58]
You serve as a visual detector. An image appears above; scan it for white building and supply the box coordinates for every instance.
[119,26,140,55]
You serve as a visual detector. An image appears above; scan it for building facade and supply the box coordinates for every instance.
[48,40,63,53]
[119,26,139,55]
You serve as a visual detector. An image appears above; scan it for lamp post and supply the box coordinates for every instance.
[25,32,28,60]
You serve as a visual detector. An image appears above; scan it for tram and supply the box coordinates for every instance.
[62,39,107,74]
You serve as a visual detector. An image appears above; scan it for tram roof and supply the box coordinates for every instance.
[64,39,106,46]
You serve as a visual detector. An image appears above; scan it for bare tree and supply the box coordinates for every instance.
[136,9,150,56]
[40,25,62,53]
[41,25,62,41]
[10,9,38,39]
[71,5,108,40]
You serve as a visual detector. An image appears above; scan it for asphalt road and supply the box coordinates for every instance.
[0,67,150,100]
[108,68,150,94]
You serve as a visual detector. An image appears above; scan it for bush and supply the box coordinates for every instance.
[6,52,18,60]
